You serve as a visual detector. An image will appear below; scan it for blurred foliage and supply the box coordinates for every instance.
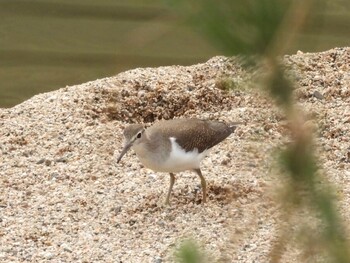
[169,0,292,55]
[268,64,294,109]
[215,77,241,91]
[175,240,206,263]
[172,0,350,262]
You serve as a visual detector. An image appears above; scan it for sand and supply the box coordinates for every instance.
[0,47,349,262]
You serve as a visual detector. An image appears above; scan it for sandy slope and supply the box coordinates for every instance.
[0,47,349,262]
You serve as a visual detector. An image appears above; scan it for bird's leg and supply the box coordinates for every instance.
[194,168,206,203]
[165,173,175,205]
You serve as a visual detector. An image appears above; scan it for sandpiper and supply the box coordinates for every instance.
[117,118,238,204]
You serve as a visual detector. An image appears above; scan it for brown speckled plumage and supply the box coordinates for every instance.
[147,119,236,153]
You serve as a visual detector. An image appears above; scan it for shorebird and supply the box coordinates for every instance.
[117,118,238,204]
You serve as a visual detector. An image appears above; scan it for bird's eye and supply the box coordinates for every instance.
[137,132,142,139]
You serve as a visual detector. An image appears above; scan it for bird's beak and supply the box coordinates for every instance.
[117,141,132,163]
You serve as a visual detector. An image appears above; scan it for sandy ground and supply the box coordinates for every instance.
[0,47,349,262]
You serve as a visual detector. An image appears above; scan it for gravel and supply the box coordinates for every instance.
[0,47,349,262]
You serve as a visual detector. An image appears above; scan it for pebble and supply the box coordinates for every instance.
[36,158,45,164]
[55,157,67,163]
[313,90,324,100]
[61,243,73,253]
[153,257,162,263]
[44,252,54,259]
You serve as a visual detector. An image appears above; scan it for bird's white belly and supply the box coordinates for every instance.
[139,137,209,173]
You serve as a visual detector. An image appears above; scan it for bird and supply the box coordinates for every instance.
[117,118,238,204]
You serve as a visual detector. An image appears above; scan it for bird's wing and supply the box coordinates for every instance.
[161,119,236,153]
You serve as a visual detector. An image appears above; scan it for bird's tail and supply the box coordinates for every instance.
[229,121,244,132]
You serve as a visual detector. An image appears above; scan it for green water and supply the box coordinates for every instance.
[1,0,349,108]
